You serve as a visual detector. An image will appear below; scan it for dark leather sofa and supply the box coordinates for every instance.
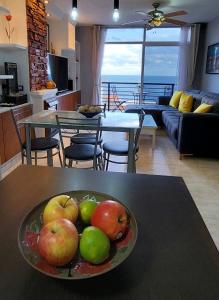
[125,90,219,158]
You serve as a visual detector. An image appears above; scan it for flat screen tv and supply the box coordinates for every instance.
[47,54,68,93]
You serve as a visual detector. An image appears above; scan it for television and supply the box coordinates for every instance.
[47,54,68,93]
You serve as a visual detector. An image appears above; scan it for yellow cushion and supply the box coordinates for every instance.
[178,93,193,113]
[169,91,183,108]
[194,103,213,113]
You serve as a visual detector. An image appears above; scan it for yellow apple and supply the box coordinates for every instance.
[43,195,78,225]
[38,218,79,266]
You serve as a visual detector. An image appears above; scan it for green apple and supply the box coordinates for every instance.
[79,198,97,224]
[79,226,110,264]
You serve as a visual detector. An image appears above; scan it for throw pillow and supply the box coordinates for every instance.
[169,91,183,108]
[194,103,213,113]
[178,93,193,113]
[201,96,219,114]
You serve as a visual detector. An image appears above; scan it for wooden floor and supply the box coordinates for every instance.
[2,129,219,249]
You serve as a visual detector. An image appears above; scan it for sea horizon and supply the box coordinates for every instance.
[101,74,177,84]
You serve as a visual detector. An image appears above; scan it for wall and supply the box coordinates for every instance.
[48,16,75,56]
[76,26,93,104]
[201,16,219,93]
[26,0,48,90]
[0,0,27,46]
[0,49,30,96]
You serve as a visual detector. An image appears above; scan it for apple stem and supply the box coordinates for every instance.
[63,197,71,208]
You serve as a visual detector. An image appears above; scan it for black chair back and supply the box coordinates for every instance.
[134,109,145,153]
[56,115,102,167]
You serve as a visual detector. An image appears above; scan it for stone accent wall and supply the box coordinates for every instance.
[26,0,48,90]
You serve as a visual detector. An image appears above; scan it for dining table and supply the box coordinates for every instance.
[19,110,140,173]
[0,165,219,300]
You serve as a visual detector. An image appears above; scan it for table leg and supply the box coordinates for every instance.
[127,130,135,173]
[152,131,156,150]
[25,124,32,165]
[47,149,53,167]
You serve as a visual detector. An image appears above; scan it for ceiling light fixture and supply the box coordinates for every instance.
[113,0,119,22]
[44,0,49,4]
[71,0,78,21]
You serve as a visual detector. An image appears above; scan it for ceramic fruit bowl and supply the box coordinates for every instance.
[18,190,138,280]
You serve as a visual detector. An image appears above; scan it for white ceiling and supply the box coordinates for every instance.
[48,0,219,25]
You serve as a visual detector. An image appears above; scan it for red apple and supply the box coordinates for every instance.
[43,195,78,225]
[91,200,128,240]
[38,218,79,266]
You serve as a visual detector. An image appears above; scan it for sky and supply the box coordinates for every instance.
[101,28,181,77]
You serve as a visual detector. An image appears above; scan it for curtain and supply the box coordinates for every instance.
[178,24,201,90]
[92,25,107,104]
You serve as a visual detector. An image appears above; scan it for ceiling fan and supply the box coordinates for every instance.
[122,2,188,27]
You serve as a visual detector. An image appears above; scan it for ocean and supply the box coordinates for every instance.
[101,75,177,84]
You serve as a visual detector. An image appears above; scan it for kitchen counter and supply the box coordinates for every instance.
[0,102,30,113]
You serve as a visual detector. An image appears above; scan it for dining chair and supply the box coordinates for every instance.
[103,110,145,173]
[11,108,62,166]
[71,103,106,147]
[56,115,103,170]
[111,86,127,112]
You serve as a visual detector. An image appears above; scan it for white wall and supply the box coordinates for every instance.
[0,49,30,97]
[76,26,93,104]
[201,16,219,93]
[0,0,27,46]
[48,16,75,56]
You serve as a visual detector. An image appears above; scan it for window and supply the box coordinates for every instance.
[101,27,181,105]
[146,28,181,42]
[144,46,179,84]
[105,28,144,42]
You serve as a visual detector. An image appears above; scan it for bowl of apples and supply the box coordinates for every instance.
[18,191,138,280]
[78,105,102,118]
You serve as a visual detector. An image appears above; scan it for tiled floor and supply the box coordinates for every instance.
[1,129,219,249]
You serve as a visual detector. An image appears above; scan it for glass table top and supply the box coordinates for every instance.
[19,111,141,131]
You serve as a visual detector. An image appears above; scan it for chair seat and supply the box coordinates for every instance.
[103,141,139,156]
[23,137,59,151]
[64,144,102,160]
[71,133,103,145]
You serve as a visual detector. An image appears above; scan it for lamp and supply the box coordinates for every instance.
[71,0,78,21]
[113,0,119,22]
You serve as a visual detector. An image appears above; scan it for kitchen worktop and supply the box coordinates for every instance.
[0,102,30,113]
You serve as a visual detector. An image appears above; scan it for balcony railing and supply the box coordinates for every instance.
[101,81,175,110]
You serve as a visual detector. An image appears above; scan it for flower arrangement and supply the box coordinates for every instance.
[4,14,14,43]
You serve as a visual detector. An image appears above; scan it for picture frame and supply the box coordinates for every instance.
[206,43,219,74]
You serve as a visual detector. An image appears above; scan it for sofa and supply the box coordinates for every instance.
[125,90,219,158]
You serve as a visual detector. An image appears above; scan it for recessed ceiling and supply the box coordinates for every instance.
[48,0,219,25]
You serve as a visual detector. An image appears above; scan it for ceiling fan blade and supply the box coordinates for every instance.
[165,18,188,26]
[121,19,147,26]
[136,10,148,16]
[164,11,187,18]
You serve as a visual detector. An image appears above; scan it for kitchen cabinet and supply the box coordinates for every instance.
[0,115,5,164]
[0,104,32,164]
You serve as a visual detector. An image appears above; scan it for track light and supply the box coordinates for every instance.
[113,0,120,22]
[72,0,78,21]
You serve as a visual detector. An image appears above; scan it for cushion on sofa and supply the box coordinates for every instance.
[201,96,219,114]
[162,111,181,141]
[169,91,183,108]
[194,103,213,113]
[178,93,193,113]
[125,104,176,127]
[200,91,219,101]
